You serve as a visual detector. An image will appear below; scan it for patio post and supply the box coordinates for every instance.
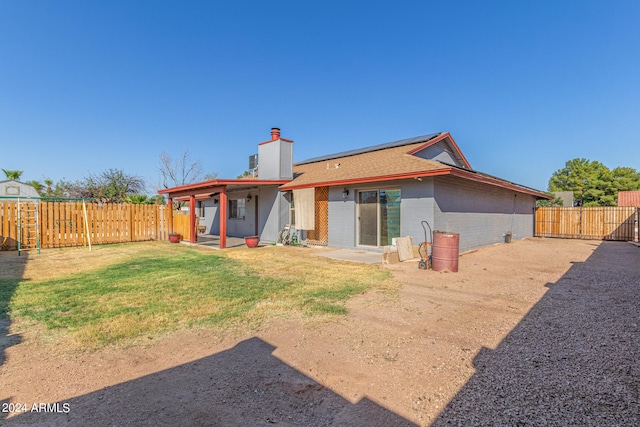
[168,197,174,235]
[189,194,197,243]
[220,187,227,249]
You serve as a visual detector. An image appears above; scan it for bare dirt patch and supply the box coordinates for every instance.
[1,238,635,426]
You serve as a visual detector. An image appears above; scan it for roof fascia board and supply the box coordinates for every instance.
[446,133,472,169]
[405,132,472,169]
[280,169,452,191]
[163,185,228,199]
[281,167,549,199]
[450,169,551,199]
[158,179,290,196]
[172,194,217,202]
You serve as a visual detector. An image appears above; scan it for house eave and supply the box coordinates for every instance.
[279,170,452,191]
[280,167,550,199]
[449,169,551,199]
[159,179,291,199]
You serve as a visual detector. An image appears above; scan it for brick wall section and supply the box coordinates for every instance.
[400,179,437,245]
[434,176,536,253]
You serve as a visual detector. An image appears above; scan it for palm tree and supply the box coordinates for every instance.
[125,194,150,204]
[44,179,54,196]
[2,169,23,180]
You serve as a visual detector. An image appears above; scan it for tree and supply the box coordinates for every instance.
[25,180,44,195]
[88,169,146,202]
[49,179,74,199]
[236,170,254,179]
[43,179,54,196]
[2,169,23,180]
[158,150,217,208]
[548,158,640,206]
[158,150,207,189]
[124,194,166,205]
[124,194,151,204]
[61,169,146,202]
[536,193,564,207]
[148,195,166,205]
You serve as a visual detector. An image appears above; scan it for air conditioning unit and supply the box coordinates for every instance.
[249,154,258,170]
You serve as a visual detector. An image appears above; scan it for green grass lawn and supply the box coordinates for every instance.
[3,243,397,349]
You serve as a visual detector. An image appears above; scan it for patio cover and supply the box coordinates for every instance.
[158,178,290,248]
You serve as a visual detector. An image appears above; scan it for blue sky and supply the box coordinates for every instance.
[1,0,639,193]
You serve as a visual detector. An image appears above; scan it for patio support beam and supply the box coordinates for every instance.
[168,197,174,235]
[219,187,227,249]
[189,194,197,243]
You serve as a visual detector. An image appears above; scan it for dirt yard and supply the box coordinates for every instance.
[1,238,638,426]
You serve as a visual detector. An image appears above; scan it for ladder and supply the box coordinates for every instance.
[17,199,40,255]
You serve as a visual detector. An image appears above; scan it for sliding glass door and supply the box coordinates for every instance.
[358,191,378,246]
[358,189,401,247]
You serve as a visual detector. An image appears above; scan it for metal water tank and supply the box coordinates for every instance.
[431,231,460,272]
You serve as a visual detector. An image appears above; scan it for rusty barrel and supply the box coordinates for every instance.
[431,231,460,272]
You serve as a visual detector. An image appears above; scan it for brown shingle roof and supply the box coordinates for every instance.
[281,141,451,190]
[280,135,551,199]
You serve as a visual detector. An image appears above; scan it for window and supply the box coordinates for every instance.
[229,199,246,219]
[196,200,205,218]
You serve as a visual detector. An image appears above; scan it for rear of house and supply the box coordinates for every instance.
[160,129,549,252]
[282,132,546,253]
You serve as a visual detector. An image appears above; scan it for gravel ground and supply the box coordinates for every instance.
[1,238,638,426]
[432,241,640,426]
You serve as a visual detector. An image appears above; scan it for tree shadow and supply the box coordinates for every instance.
[432,241,640,425]
[5,337,416,426]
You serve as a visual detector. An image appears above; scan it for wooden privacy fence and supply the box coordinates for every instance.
[535,206,639,241]
[172,211,203,240]
[0,201,172,251]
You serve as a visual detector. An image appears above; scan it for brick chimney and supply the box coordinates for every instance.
[271,127,281,141]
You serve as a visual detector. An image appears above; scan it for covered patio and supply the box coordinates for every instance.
[158,178,289,249]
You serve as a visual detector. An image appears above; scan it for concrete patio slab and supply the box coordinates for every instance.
[184,235,250,250]
[314,248,383,264]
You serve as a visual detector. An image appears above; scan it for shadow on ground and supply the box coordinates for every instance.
[432,241,640,426]
[1,251,27,421]
[6,337,415,427]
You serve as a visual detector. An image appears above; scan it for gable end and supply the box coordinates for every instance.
[406,133,471,169]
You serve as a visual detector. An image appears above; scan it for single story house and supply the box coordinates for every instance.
[159,129,550,252]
